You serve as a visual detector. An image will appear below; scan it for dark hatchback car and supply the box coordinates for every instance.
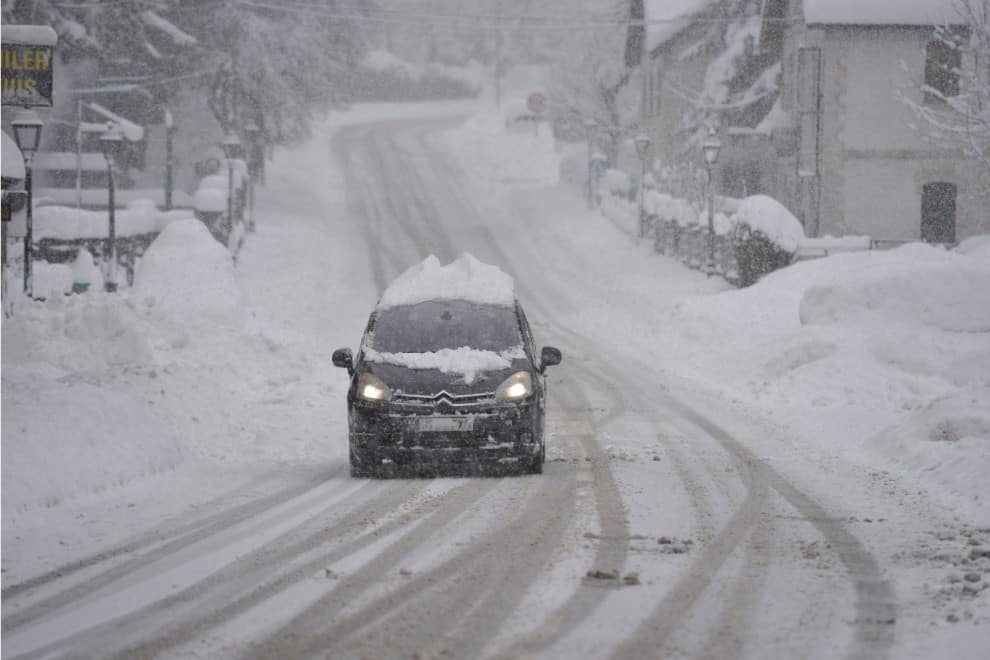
[332,298,562,477]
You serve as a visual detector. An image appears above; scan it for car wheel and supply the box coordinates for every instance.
[349,445,375,478]
[525,443,545,475]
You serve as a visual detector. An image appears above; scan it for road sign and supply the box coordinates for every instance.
[589,158,608,178]
[527,92,547,115]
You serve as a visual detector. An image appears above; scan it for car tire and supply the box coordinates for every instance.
[349,445,375,478]
[525,443,545,475]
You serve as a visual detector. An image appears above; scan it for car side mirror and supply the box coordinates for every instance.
[540,346,562,371]
[332,348,354,374]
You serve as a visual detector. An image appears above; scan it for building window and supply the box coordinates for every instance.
[925,38,961,102]
[921,182,957,243]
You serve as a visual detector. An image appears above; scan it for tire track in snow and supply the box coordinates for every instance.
[242,477,508,659]
[267,117,614,660]
[410,118,896,659]
[1,465,345,630]
[10,478,432,660]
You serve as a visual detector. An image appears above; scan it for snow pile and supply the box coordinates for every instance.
[71,249,104,289]
[379,254,515,308]
[799,244,990,332]
[676,242,990,512]
[732,194,805,251]
[31,262,73,299]
[32,203,189,240]
[364,346,525,384]
[956,234,990,261]
[1,295,181,518]
[133,218,243,325]
[2,363,185,517]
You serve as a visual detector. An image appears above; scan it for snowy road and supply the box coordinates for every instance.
[3,113,984,659]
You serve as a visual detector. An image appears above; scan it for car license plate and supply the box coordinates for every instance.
[416,416,474,433]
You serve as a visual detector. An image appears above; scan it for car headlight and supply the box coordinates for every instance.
[357,372,392,402]
[495,371,533,402]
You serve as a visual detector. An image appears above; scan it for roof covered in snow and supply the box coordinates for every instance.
[1,25,58,46]
[378,254,515,308]
[803,0,961,26]
[645,0,716,52]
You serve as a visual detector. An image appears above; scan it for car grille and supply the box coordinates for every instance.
[390,389,496,411]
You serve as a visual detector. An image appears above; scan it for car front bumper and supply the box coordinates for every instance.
[349,404,542,469]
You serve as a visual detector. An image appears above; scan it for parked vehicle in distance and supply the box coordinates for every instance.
[332,254,562,478]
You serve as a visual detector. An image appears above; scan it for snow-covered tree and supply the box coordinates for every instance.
[546,0,643,164]
[675,0,780,152]
[906,0,990,190]
[2,0,370,148]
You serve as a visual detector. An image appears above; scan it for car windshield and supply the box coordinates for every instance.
[370,300,522,354]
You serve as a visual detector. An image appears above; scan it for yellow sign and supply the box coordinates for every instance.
[2,44,54,107]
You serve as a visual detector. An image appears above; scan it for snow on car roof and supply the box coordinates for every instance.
[378,254,515,308]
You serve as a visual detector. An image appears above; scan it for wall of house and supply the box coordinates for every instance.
[774,17,988,241]
[818,26,987,240]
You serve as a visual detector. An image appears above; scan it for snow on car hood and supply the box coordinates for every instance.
[378,254,515,308]
[363,345,526,385]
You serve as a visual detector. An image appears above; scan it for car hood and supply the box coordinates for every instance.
[362,358,532,396]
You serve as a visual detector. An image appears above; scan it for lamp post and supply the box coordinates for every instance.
[584,118,597,210]
[634,133,652,239]
[164,109,175,211]
[221,132,242,248]
[701,127,722,275]
[11,109,44,297]
[100,123,124,292]
[243,121,260,233]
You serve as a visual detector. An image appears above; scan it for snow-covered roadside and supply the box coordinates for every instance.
[441,115,990,524]
[1,102,478,579]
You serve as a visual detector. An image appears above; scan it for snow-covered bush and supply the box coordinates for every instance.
[729,195,804,286]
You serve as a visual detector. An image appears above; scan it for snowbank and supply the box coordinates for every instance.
[379,254,515,308]
[799,244,990,333]
[676,241,990,514]
[956,234,990,262]
[133,218,243,325]
[31,262,73,299]
[1,294,181,517]
[2,363,185,516]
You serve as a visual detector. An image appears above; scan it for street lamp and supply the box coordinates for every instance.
[634,133,652,239]
[243,120,260,233]
[701,127,722,274]
[164,109,176,210]
[221,132,242,248]
[11,109,44,297]
[100,123,124,292]
[584,118,597,210]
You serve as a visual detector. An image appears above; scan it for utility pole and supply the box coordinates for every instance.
[494,0,503,108]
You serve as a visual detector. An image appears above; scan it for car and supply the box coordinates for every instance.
[331,255,562,478]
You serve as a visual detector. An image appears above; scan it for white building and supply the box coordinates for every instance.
[643,0,990,242]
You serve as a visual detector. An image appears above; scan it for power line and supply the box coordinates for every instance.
[235,1,780,29]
